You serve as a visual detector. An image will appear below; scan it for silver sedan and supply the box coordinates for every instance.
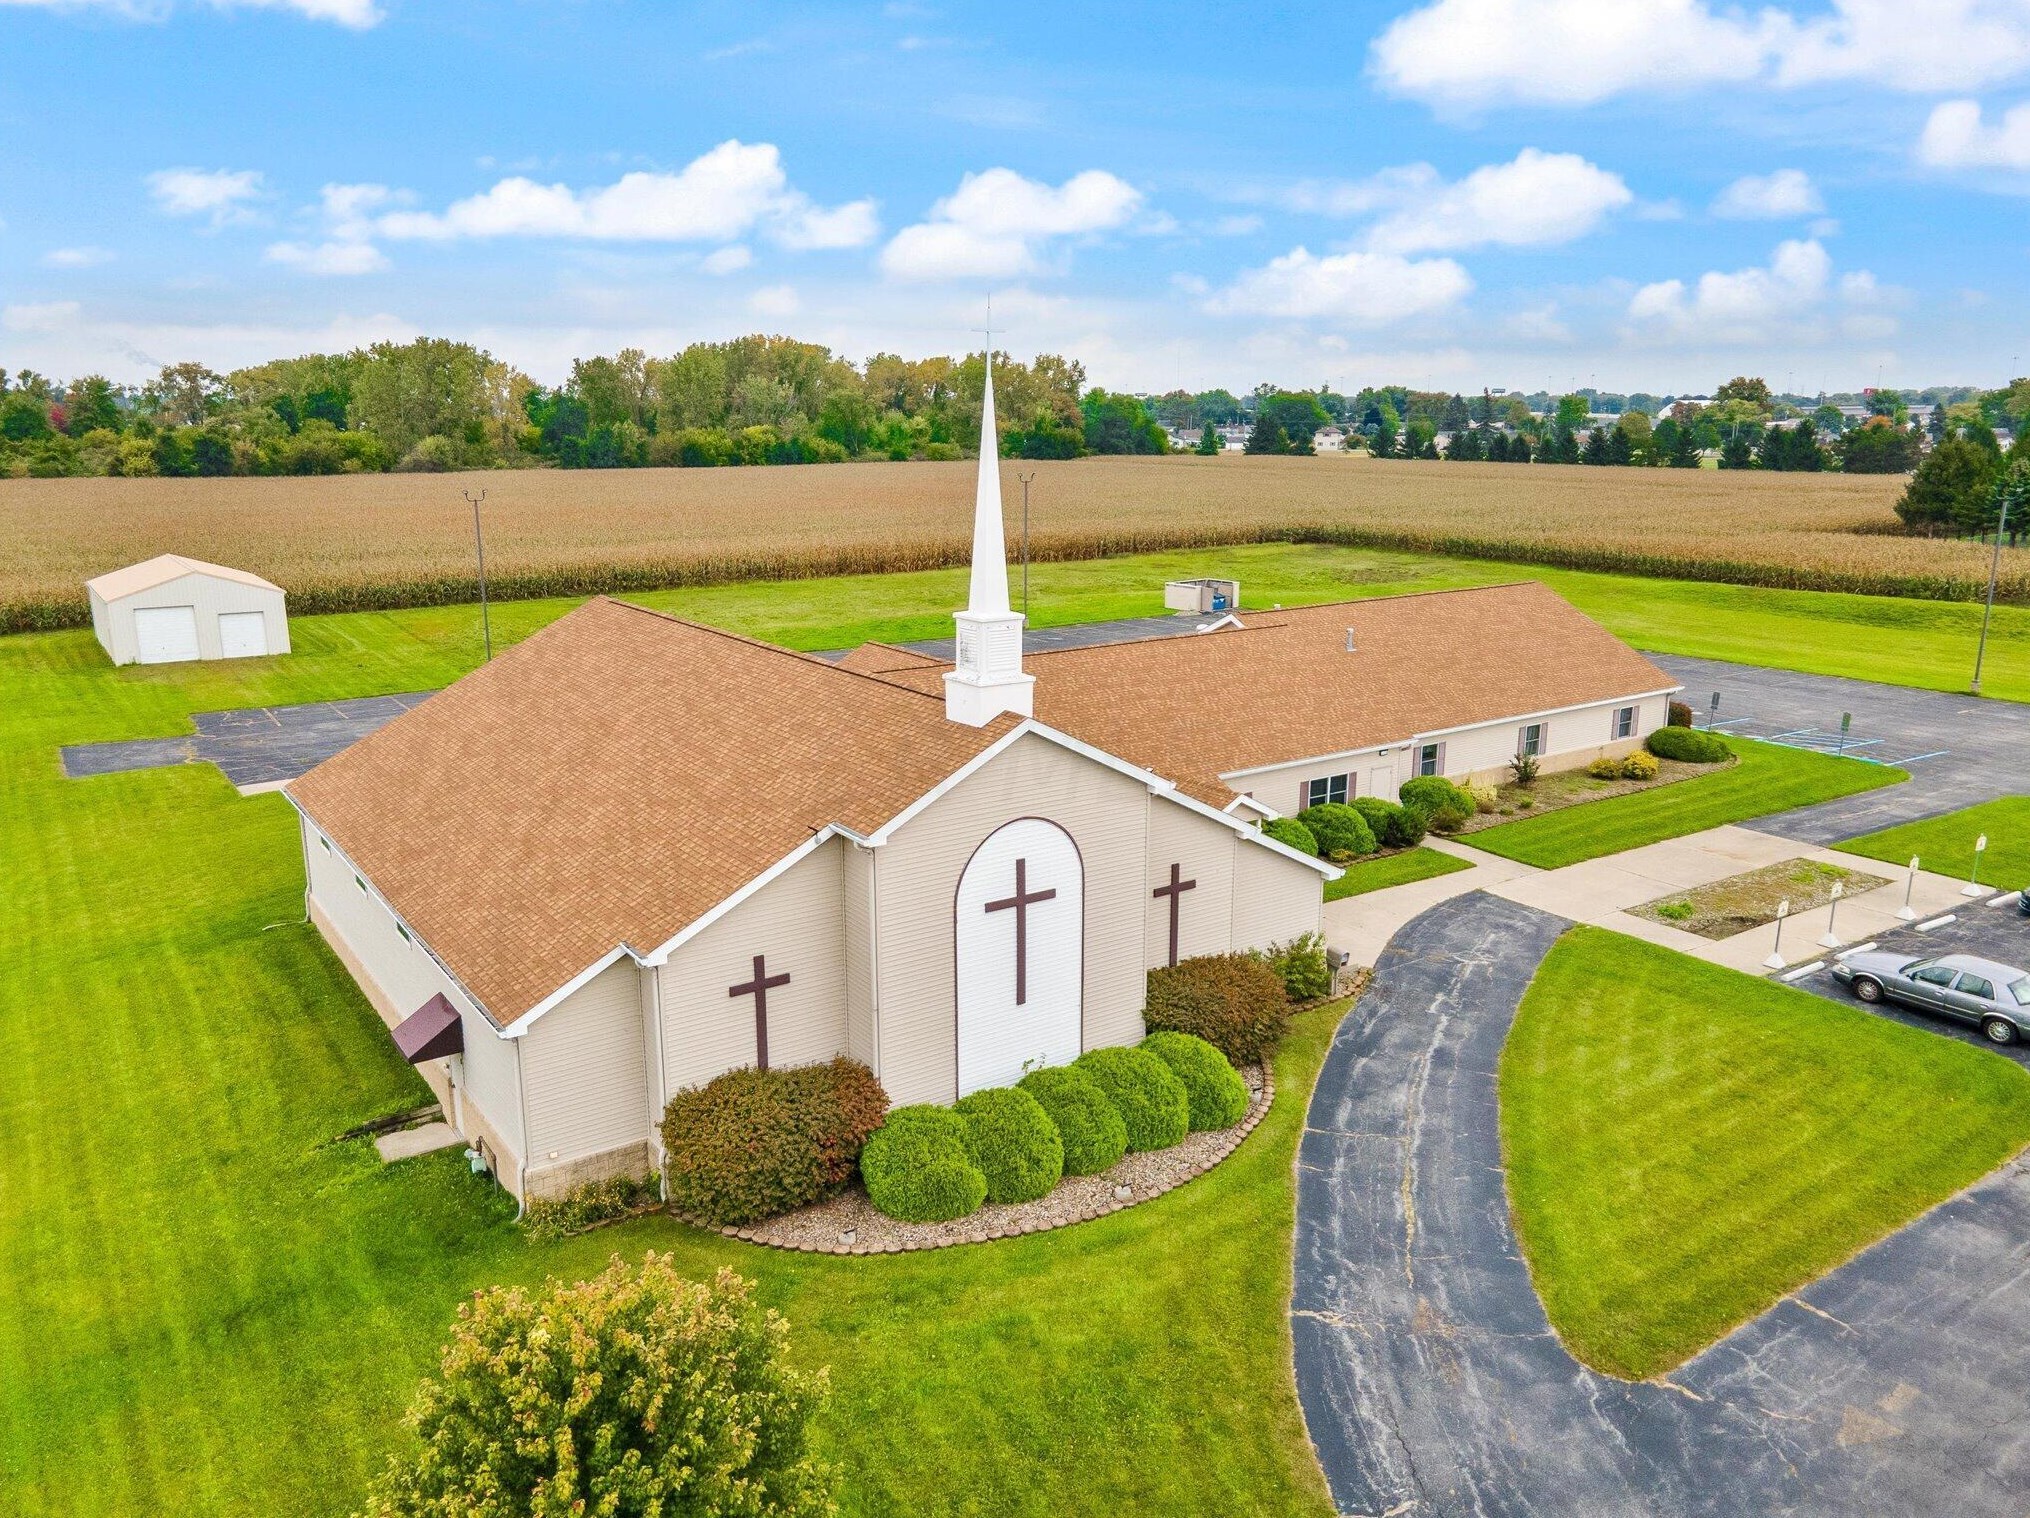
[1831,951,2030,1045]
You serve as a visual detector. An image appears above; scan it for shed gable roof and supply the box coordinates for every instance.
[86,553,283,599]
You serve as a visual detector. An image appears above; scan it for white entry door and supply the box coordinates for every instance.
[954,817,1084,1096]
[1366,765,1398,802]
[217,611,269,659]
[132,605,200,664]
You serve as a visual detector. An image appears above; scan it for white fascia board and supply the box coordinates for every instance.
[636,823,865,969]
[1408,686,1683,743]
[497,944,642,1039]
[1220,742,1392,782]
[1225,794,1279,821]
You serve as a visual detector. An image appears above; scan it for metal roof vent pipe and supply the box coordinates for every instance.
[1345,628,1356,653]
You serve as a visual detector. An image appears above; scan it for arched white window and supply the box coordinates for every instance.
[954,817,1084,1096]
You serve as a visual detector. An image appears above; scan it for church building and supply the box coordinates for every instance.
[287,361,1675,1203]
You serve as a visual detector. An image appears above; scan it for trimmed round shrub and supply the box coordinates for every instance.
[1018,1065,1128,1175]
[661,1058,889,1227]
[1295,802,1376,860]
[1587,755,1622,779]
[860,1106,986,1223]
[1144,952,1294,1066]
[1350,795,1427,848]
[955,1086,1064,1204]
[1620,749,1660,781]
[1073,1047,1190,1152]
[1646,726,1728,764]
[1260,815,1318,856]
[1141,1031,1250,1131]
[1667,699,1694,727]
[1399,775,1475,818]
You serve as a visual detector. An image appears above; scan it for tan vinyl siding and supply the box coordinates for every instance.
[659,837,850,1096]
[301,814,526,1172]
[844,843,877,1067]
[1231,832,1324,952]
[875,733,1149,1106]
[519,958,648,1167]
[99,571,289,665]
[1429,693,1674,786]
[1146,798,1238,969]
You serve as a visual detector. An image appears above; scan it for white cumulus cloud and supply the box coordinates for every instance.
[147,166,263,224]
[1365,149,1632,253]
[43,246,115,267]
[1204,247,1472,325]
[374,141,877,250]
[880,167,1143,281]
[1371,0,2030,109]
[700,244,753,275]
[1917,98,2030,167]
[265,238,388,275]
[1712,168,1824,218]
[3,300,82,332]
[1625,238,1886,343]
[264,183,393,275]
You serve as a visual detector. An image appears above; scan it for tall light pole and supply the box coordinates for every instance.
[1972,471,2014,695]
[1016,471,1037,617]
[465,488,492,662]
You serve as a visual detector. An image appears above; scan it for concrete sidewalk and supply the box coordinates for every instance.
[1323,825,2008,977]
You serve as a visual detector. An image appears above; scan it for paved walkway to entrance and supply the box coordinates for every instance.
[1294,892,2030,1517]
[1325,826,1999,976]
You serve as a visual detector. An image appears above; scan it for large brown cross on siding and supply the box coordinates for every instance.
[985,857,1057,1006]
[729,954,791,1071]
[1153,861,1198,968]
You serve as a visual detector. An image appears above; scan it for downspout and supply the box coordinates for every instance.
[868,845,882,1081]
[647,962,669,1202]
[511,1033,531,1222]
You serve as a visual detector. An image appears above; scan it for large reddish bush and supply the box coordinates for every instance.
[1143,952,1293,1067]
[661,1057,888,1226]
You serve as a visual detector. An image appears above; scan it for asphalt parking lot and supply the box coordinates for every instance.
[1785,891,2030,1064]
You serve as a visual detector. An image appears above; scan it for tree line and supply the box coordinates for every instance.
[0,335,1174,479]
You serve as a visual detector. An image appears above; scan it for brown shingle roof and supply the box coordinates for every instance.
[869,583,1676,795]
[289,598,1012,1025]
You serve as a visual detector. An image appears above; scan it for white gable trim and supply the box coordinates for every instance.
[636,824,864,971]
[498,944,641,1039]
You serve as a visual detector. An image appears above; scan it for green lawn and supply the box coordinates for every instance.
[1464,736,1905,869]
[0,625,1337,1516]
[1323,846,1474,901]
[1834,796,2030,892]
[1501,927,2030,1380]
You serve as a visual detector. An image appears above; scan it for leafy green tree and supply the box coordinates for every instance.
[1193,388,1244,425]
[1812,403,1846,437]
[1081,389,1167,454]
[815,389,877,455]
[364,1257,832,1518]
[1618,410,1655,465]
[61,375,122,436]
[1714,375,1772,410]
[1554,393,1590,430]
[144,362,224,427]
[1254,392,1331,450]
[1839,420,1922,474]
[1896,436,2000,533]
[0,392,52,441]
[1866,387,1908,421]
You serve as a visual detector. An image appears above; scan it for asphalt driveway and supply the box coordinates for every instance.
[1648,653,2030,843]
[60,692,432,789]
[1293,892,2030,1517]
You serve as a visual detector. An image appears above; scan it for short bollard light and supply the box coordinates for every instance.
[1817,880,1846,949]
[1963,834,1990,898]
[1896,854,1920,921]
[1764,898,1791,971]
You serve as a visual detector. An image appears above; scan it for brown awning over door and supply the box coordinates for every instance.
[392,992,463,1062]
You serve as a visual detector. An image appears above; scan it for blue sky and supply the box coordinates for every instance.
[4,0,2030,394]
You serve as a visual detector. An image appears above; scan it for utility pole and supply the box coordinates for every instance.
[1017,471,1037,617]
[1971,474,2012,695]
[465,489,492,662]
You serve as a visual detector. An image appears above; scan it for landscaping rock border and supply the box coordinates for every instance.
[678,1063,1273,1254]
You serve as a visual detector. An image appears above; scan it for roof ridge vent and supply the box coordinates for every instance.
[1345,627,1356,652]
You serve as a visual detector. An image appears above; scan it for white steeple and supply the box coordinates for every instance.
[945,347,1034,726]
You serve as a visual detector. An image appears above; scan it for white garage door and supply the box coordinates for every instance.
[218,611,269,659]
[132,605,200,664]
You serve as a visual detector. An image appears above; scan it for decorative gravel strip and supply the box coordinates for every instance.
[678,1063,1273,1255]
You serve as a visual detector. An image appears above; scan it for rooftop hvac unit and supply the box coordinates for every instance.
[1163,578,1240,615]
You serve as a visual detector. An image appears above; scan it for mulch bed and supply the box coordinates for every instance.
[1453,753,1735,833]
[682,1063,1273,1255]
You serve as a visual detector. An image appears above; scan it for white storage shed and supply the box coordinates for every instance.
[86,554,291,666]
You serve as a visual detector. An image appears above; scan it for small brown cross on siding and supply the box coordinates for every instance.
[985,857,1057,1006]
[1152,861,1198,968]
[728,954,791,1071]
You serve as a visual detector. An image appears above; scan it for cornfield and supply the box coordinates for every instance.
[4,453,2022,634]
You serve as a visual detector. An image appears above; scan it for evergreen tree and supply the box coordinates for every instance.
[1718,436,1756,469]
[1896,437,2001,533]
[1606,423,1634,466]
[1372,418,1398,458]
[1667,421,1701,468]
[1440,393,1471,433]
[1244,414,1290,455]
[1195,422,1222,456]
[1485,430,1510,463]
[1581,426,1611,465]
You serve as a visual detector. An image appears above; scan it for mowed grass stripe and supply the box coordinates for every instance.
[1500,928,2030,1380]
[1464,736,1905,870]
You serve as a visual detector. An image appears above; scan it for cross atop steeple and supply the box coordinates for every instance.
[944,311,1035,727]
